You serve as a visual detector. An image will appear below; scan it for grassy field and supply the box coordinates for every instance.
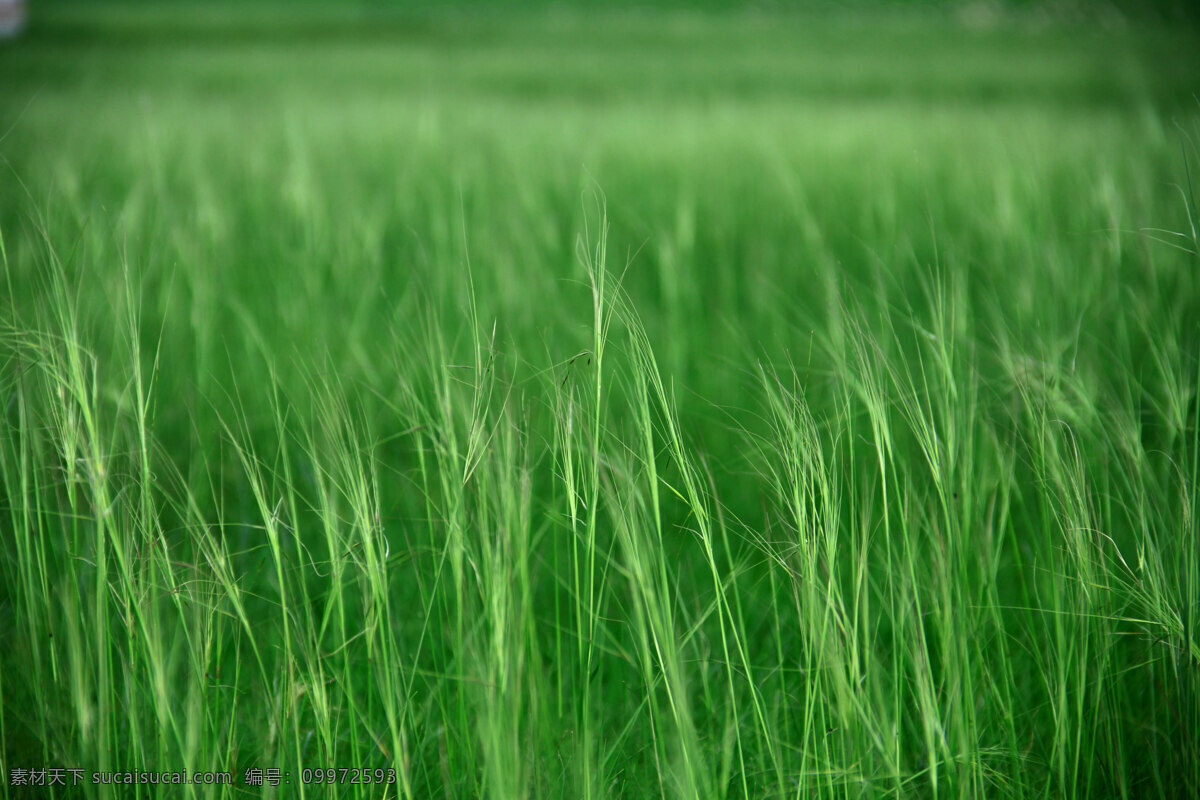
[2,3,1199,798]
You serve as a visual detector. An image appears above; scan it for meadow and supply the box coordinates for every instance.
[1,3,1199,798]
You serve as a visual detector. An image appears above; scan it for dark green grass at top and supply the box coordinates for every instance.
[8,3,1200,108]
[0,5,1199,800]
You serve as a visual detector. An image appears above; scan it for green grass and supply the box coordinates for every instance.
[1,4,1199,798]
